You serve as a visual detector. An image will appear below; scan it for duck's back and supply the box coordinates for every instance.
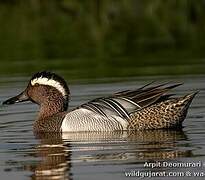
[60,83,196,132]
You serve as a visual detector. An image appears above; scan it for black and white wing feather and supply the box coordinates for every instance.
[76,83,182,119]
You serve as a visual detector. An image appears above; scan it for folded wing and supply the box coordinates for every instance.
[76,83,182,119]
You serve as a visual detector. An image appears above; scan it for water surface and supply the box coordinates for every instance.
[0,75,204,180]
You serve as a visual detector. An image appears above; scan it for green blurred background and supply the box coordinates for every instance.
[0,0,205,79]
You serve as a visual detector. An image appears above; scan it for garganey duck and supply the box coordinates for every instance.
[2,71,197,132]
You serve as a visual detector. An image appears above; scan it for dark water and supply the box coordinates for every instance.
[0,75,204,180]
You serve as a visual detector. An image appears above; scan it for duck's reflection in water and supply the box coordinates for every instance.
[127,130,192,160]
[28,129,192,179]
[30,132,71,180]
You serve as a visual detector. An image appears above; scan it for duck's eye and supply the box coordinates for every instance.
[35,83,40,86]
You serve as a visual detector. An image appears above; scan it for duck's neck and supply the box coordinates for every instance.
[38,99,68,120]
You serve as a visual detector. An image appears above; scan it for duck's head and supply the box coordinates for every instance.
[2,71,70,111]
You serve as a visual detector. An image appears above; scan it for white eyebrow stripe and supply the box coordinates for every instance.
[31,77,66,97]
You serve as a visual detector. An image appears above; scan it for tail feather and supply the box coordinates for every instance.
[179,91,199,106]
